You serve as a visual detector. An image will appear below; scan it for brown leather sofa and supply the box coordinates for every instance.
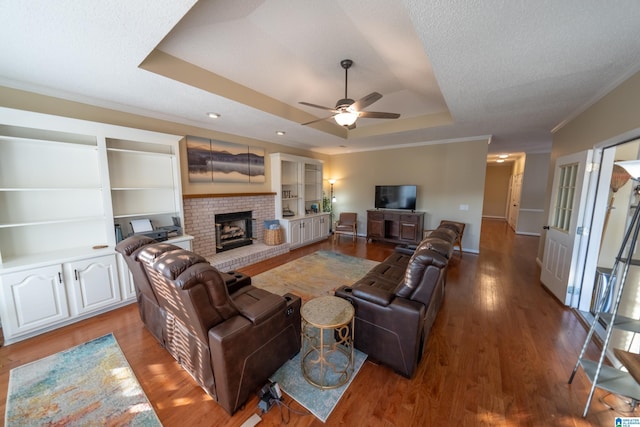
[116,235,301,414]
[335,221,461,378]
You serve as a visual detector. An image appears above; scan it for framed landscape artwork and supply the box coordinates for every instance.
[186,136,265,183]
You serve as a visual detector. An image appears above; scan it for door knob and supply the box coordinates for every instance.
[543,225,550,230]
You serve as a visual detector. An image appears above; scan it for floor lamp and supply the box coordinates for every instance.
[329,180,336,232]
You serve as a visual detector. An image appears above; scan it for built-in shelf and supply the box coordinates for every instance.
[0,107,188,344]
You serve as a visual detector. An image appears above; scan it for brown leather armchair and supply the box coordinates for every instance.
[116,236,301,414]
[334,212,357,242]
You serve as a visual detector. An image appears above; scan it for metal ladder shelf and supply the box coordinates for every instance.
[569,200,640,417]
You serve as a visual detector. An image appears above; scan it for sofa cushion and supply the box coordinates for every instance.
[231,287,286,325]
[153,249,208,280]
[426,227,457,244]
[352,283,395,306]
[395,248,447,298]
[368,262,407,283]
[420,237,454,259]
[137,243,183,264]
[116,234,155,256]
[383,251,413,268]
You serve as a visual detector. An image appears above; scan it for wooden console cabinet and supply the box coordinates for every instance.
[366,210,425,245]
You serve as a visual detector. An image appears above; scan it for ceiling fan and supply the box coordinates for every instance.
[299,59,400,128]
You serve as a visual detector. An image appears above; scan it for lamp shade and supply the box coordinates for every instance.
[616,160,640,179]
[334,111,358,127]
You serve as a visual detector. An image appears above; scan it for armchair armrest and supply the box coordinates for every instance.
[237,293,285,325]
[352,285,395,306]
[395,244,417,255]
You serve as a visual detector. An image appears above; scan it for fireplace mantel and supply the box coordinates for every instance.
[183,192,276,199]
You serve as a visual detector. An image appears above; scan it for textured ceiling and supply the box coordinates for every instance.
[1,0,640,157]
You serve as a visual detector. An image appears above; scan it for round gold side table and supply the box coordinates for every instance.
[300,295,355,389]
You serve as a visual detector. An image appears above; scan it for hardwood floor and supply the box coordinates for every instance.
[0,219,632,426]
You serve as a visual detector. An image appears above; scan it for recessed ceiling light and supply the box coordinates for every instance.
[496,159,505,163]
[499,154,509,159]
[206,112,220,119]
[276,131,285,136]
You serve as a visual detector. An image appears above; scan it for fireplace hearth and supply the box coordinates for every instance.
[215,211,254,253]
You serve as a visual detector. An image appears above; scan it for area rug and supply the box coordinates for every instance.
[250,250,379,301]
[270,348,367,423]
[5,333,161,427]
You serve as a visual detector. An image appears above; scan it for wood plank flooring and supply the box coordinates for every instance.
[0,219,633,426]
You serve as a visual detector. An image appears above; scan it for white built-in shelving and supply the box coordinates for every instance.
[0,107,191,344]
[271,153,330,248]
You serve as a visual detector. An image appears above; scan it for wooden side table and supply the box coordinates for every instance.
[301,295,354,389]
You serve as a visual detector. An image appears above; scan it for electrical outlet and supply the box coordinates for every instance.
[459,204,469,211]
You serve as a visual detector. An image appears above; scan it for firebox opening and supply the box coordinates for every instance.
[215,211,254,253]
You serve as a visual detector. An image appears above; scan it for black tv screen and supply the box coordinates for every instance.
[375,185,417,210]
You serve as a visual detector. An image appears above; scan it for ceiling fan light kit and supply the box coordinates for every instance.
[299,59,400,128]
[334,110,358,126]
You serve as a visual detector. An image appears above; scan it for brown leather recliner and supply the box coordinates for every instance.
[116,236,301,414]
[335,238,450,378]
[116,235,253,346]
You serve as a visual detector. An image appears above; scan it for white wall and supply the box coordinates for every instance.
[327,138,489,253]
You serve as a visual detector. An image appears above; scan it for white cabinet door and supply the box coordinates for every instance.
[116,253,137,301]
[312,216,322,240]
[66,255,121,316]
[0,264,70,339]
[301,218,313,243]
[322,214,331,237]
[288,219,303,247]
[312,215,329,240]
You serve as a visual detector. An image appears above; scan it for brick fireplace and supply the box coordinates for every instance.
[183,193,282,260]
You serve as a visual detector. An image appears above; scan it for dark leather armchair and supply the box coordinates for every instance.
[116,236,301,414]
[334,212,357,242]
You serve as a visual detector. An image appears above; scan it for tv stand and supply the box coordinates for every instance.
[366,209,424,245]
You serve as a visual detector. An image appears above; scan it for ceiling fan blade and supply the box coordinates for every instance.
[351,92,382,111]
[299,101,337,112]
[301,114,337,126]
[358,111,401,119]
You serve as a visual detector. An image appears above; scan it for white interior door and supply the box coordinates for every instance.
[541,150,593,305]
[508,173,522,229]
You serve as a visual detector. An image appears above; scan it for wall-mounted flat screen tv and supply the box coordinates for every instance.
[374,185,417,210]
